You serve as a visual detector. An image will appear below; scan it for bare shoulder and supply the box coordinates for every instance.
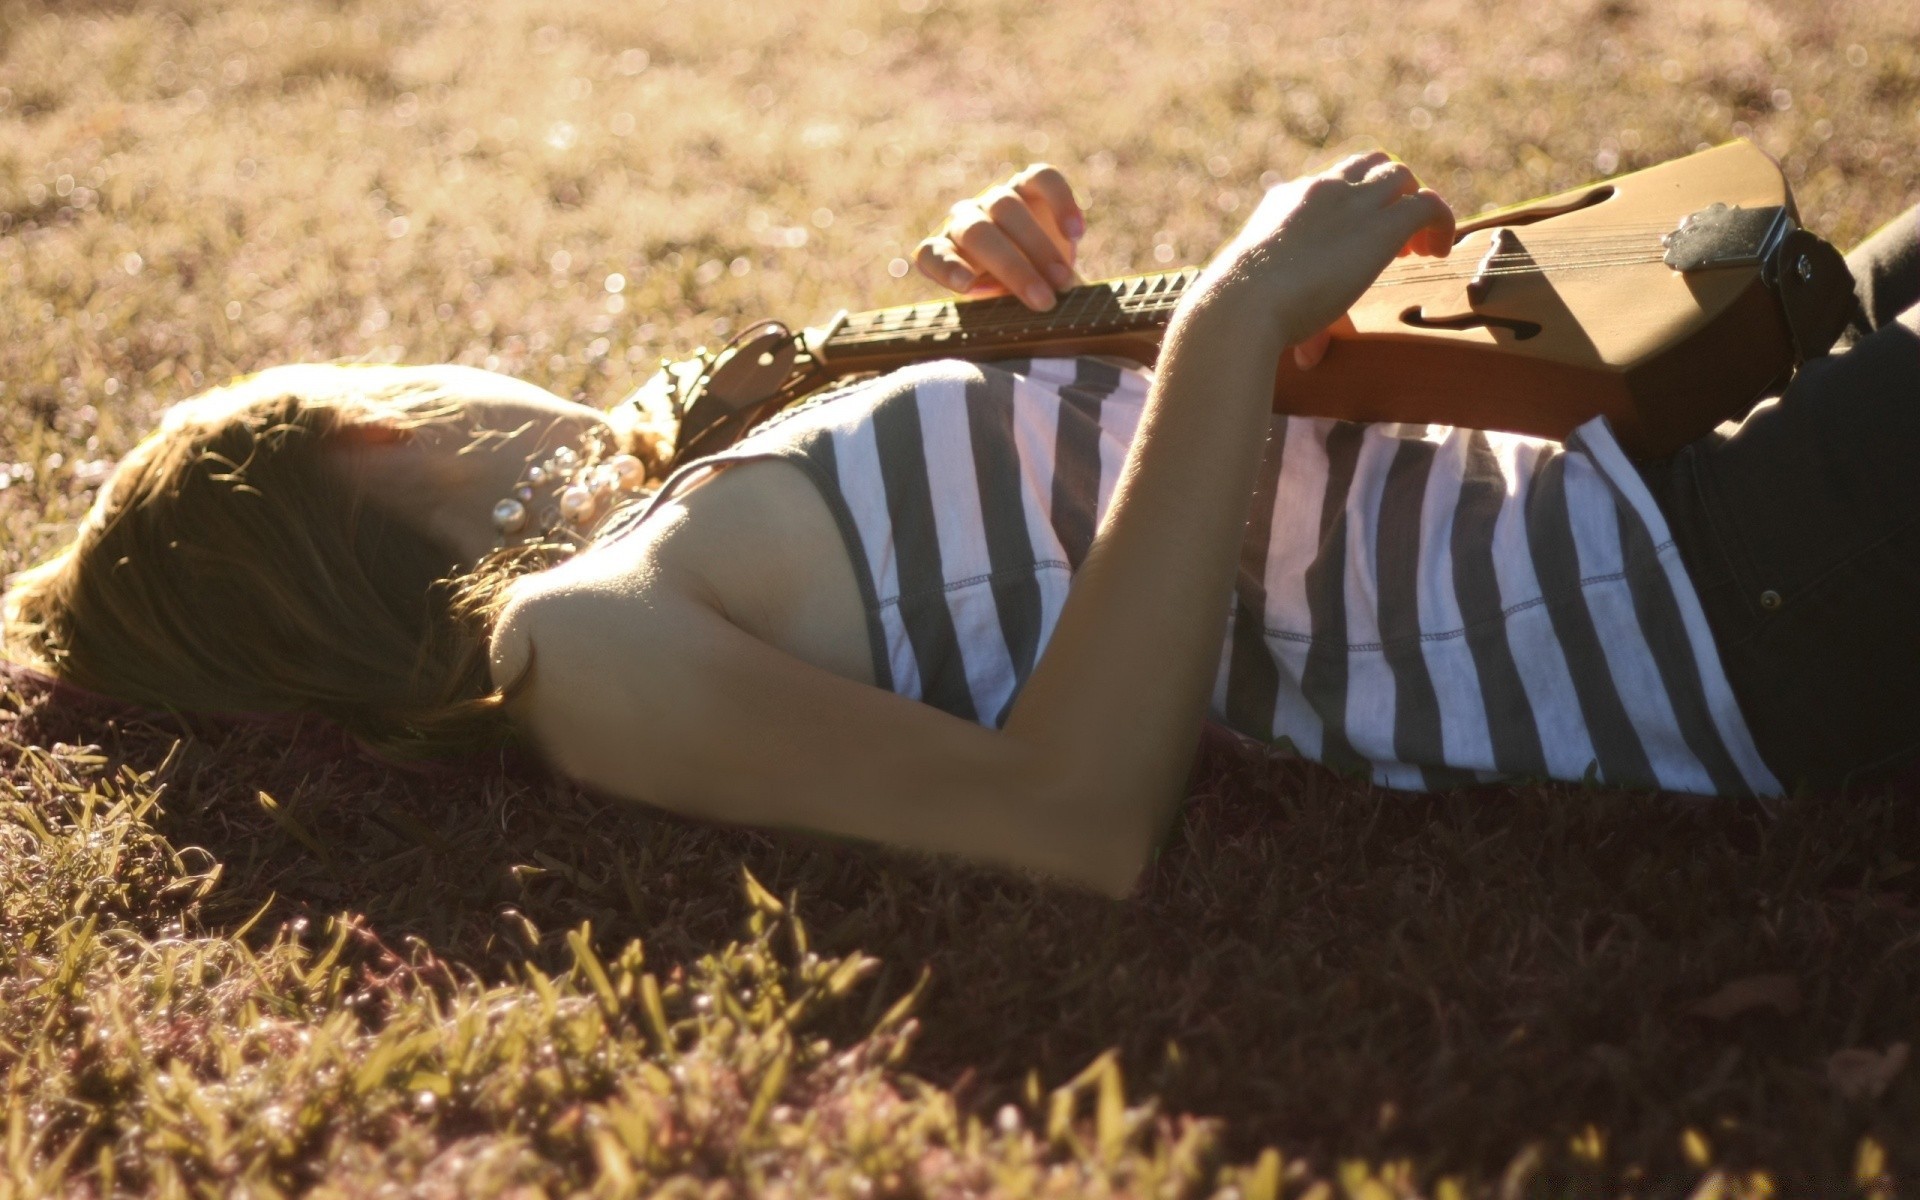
[487,535,675,699]
[485,531,714,795]
[486,577,544,696]
[488,561,586,697]
[486,458,826,701]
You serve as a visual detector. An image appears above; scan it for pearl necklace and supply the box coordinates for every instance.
[490,428,648,547]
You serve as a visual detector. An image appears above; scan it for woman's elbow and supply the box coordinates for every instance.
[1019,755,1168,899]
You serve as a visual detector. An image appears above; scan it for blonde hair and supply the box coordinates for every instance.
[1,364,658,758]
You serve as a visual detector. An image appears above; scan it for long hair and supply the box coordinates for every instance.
[1,364,661,758]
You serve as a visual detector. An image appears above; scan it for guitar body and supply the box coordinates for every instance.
[660,142,1855,466]
[1270,140,1805,456]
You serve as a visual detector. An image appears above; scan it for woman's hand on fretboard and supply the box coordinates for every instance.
[914,164,1086,312]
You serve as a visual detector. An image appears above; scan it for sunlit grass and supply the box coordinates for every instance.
[3,0,1919,1194]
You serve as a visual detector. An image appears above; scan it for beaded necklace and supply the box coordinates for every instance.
[489,426,648,548]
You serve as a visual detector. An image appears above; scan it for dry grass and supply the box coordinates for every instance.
[3,0,1919,1194]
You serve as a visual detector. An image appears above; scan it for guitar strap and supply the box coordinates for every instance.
[617,320,830,472]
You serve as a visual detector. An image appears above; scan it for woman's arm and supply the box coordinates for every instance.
[997,152,1454,865]
[494,154,1452,896]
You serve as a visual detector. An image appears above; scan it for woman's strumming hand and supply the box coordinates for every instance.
[915,163,1087,312]
[1202,151,1456,368]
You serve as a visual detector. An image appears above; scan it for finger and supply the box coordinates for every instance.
[913,236,977,293]
[1380,181,1429,259]
[1355,163,1451,257]
[1293,313,1355,369]
[1388,189,1456,258]
[961,279,1013,299]
[1293,327,1332,370]
[979,184,1078,291]
[946,201,1061,310]
[1011,163,1087,244]
[1395,216,1448,258]
[1334,150,1394,182]
[1355,159,1420,201]
[1413,213,1456,258]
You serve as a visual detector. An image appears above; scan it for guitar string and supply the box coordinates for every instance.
[1377,232,1709,259]
[1372,250,1673,282]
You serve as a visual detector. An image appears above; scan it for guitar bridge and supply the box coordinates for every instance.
[1465,228,1522,304]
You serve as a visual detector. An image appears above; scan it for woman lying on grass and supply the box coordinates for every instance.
[5,156,1918,895]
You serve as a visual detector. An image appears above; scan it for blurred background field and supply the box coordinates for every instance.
[3,0,1919,1195]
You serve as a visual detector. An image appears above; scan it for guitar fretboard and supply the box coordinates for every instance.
[821,267,1203,365]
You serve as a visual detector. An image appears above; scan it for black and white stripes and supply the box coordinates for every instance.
[666,356,1780,798]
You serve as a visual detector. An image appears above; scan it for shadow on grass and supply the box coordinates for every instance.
[9,674,1920,1191]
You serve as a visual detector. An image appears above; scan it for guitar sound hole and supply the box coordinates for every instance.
[1398,306,1544,340]
[1451,185,1617,241]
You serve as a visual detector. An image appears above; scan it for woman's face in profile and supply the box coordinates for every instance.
[319,387,615,568]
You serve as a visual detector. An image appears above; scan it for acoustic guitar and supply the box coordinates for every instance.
[649,140,1857,465]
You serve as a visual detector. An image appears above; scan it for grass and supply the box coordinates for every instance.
[3,0,1919,1193]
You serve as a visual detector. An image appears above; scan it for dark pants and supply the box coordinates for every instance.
[1638,206,1920,791]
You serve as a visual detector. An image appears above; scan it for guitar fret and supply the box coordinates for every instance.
[1061,284,1095,331]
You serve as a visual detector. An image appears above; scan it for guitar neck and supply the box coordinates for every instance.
[811,266,1203,374]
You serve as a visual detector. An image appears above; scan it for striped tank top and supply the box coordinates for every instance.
[631,356,1781,797]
